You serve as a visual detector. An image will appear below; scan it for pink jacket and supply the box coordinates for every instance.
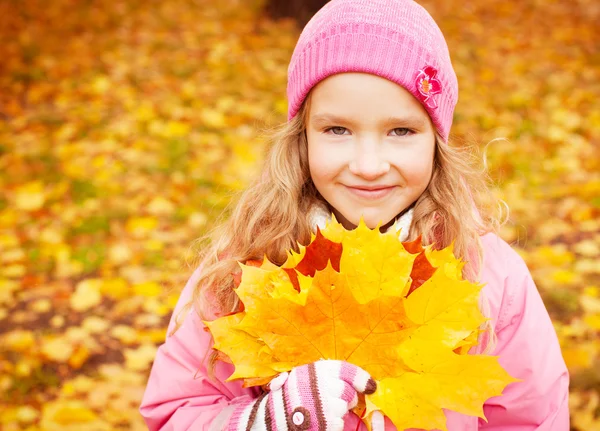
[140,233,570,430]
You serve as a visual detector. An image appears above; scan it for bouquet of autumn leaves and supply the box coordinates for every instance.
[205,219,517,431]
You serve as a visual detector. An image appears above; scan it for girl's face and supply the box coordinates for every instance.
[306,73,436,230]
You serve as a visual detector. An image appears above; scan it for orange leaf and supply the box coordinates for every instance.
[242,376,273,388]
[207,220,516,431]
[295,228,342,276]
[402,236,425,254]
[407,252,437,296]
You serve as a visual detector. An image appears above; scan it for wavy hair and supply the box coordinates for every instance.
[179,96,507,352]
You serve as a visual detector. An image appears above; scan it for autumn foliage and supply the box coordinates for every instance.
[207,220,517,430]
[0,0,598,430]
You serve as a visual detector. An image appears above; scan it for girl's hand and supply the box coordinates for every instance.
[228,360,377,431]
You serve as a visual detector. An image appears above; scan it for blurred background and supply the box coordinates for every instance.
[0,0,598,429]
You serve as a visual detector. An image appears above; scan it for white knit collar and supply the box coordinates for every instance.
[308,202,414,242]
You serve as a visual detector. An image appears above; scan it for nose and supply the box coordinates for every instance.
[348,139,390,180]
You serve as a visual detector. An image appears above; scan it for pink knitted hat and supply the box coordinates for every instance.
[287,0,458,142]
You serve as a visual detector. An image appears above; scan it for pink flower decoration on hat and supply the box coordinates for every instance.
[415,66,442,109]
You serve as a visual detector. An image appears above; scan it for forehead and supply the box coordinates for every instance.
[308,73,429,122]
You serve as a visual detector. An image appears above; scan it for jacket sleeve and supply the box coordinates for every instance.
[140,268,260,430]
[478,250,570,430]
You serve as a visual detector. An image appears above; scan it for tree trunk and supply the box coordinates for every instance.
[265,0,330,26]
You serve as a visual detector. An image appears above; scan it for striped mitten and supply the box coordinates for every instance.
[227,360,376,431]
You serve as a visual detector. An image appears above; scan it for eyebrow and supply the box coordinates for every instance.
[309,113,427,129]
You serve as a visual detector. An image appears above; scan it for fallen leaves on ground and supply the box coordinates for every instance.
[0,0,598,429]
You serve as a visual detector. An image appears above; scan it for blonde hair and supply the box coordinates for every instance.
[180,97,506,352]
[184,100,318,321]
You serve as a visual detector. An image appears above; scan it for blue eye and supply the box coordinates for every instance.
[391,128,411,136]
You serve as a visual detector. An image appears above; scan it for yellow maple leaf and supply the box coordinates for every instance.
[205,219,517,430]
[206,311,280,382]
[322,220,417,302]
[233,263,413,378]
[403,265,487,349]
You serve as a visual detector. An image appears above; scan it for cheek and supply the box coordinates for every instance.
[394,145,435,186]
[307,136,345,183]
[309,158,338,183]
[407,160,434,186]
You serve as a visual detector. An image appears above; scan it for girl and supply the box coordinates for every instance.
[140,0,570,429]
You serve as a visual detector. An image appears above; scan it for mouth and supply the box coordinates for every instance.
[344,185,396,200]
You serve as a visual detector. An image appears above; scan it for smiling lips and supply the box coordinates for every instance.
[344,185,396,200]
